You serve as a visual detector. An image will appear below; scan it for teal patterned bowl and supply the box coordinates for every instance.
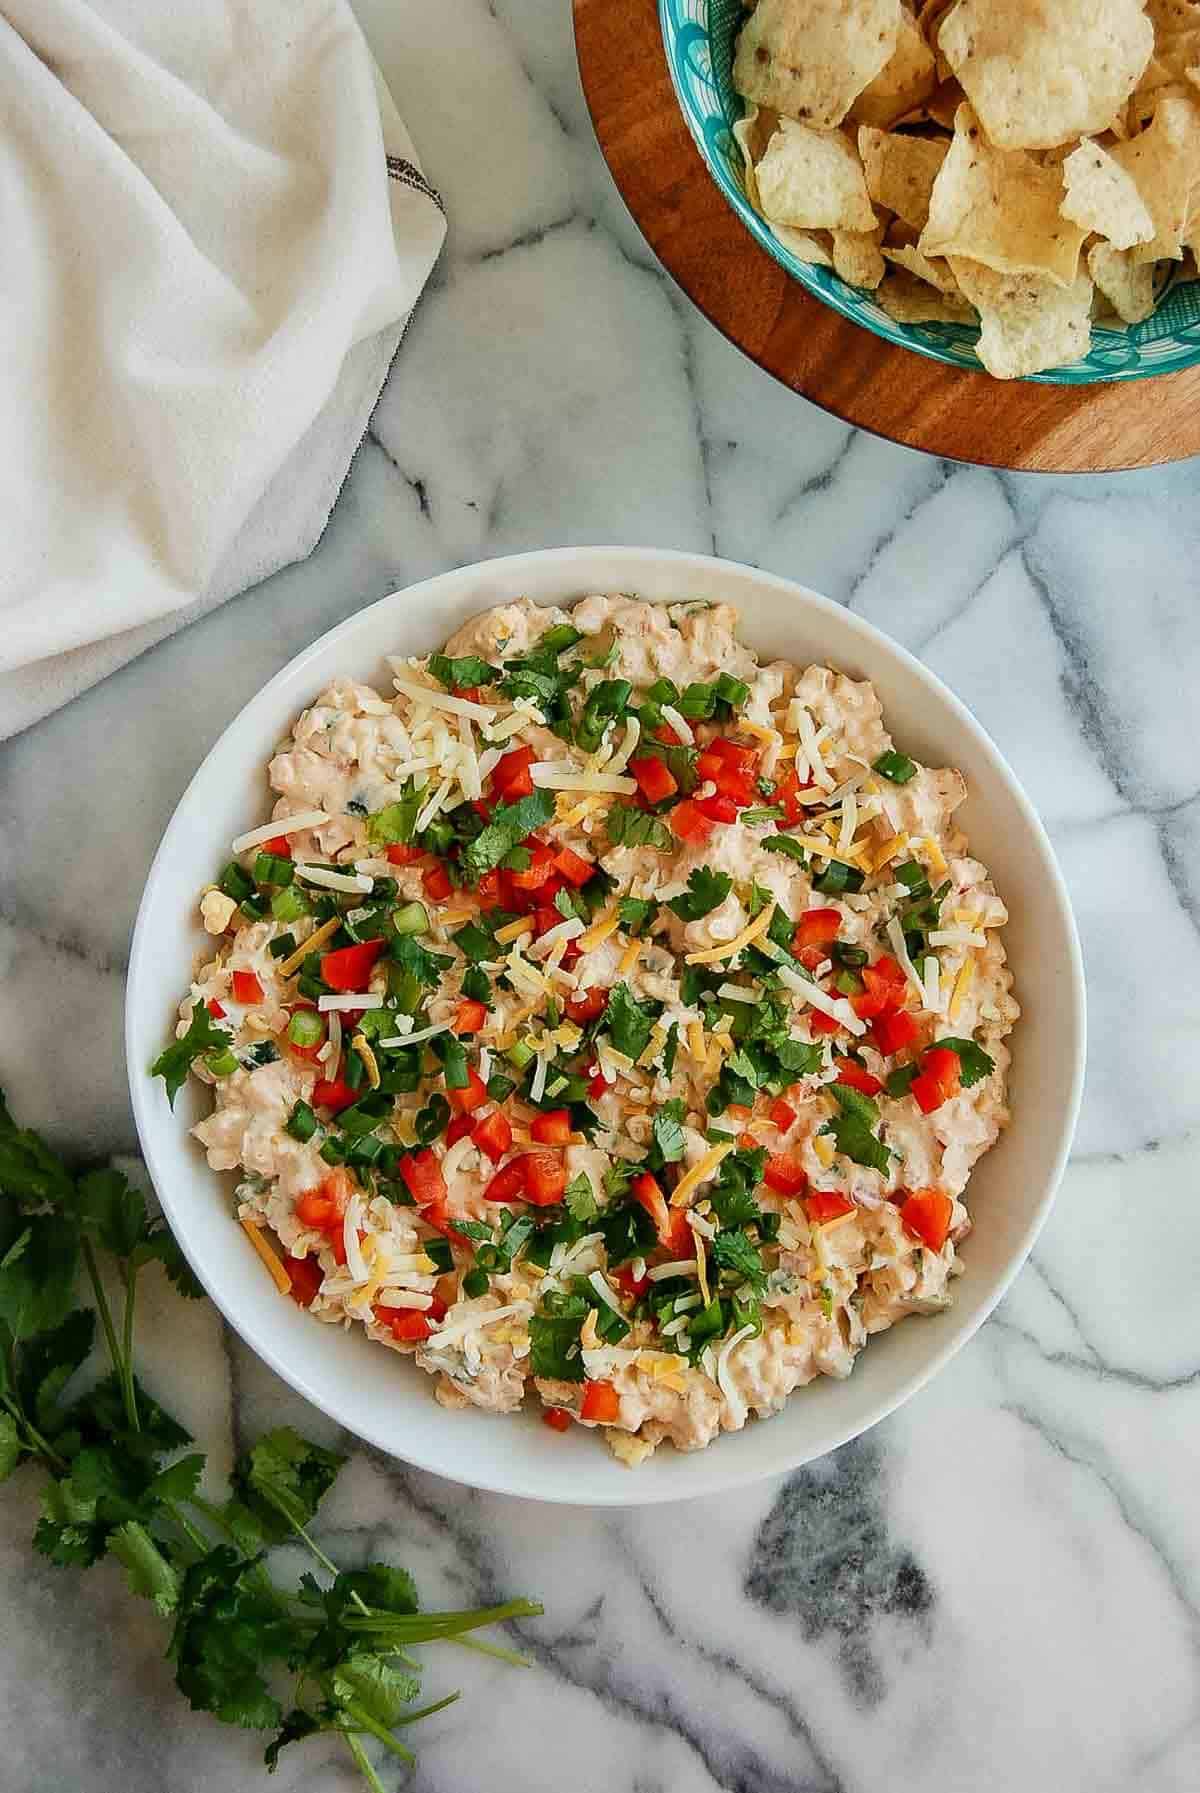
[660,0,1200,383]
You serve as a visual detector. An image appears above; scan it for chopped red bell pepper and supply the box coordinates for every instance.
[483,1158,529,1204]
[654,723,681,746]
[283,1253,322,1307]
[871,1007,919,1056]
[453,686,484,703]
[834,1056,883,1096]
[471,1109,513,1161]
[852,954,909,1020]
[629,755,679,804]
[899,1188,954,1252]
[312,1076,358,1114]
[768,1097,797,1131]
[580,1380,620,1424]
[231,970,264,1006]
[542,1405,572,1432]
[447,1065,488,1114]
[554,845,595,887]
[476,869,507,912]
[263,835,294,858]
[566,987,608,1024]
[808,1009,843,1037]
[771,770,807,826]
[320,939,385,993]
[532,904,563,938]
[805,1190,856,1226]
[510,841,558,891]
[668,799,715,843]
[422,863,453,902]
[531,1108,573,1146]
[522,1151,567,1207]
[763,1153,807,1196]
[587,1066,613,1099]
[695,792,739,824]
[614,1263,649,1300]
[400,1148,448,1209]
[452,999,488,1035]
[295,1190,336,1229]
[630,1172,672,1243]
[373,1304,433,1342]
[910,1046,961,1114]
[386,842,426,866]
[445,1113,476,1147]
[207,998,226,1019]
[793,908,841,951]
[492,745,535,800]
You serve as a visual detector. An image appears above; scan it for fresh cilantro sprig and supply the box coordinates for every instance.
[150,1001,235,1109]
[0,1089,541,1788]
[667,867,731,923]
[823,1083,893,1175]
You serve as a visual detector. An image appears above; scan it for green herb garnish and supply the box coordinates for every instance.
[667,866,732,923]
[824,1083,893,1174]
[460,790,554,882]
[151,1001,235,1109]
[873,749,918,785]
[934,1037,995,1087]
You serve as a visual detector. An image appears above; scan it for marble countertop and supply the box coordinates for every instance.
[4,2,1200,1789]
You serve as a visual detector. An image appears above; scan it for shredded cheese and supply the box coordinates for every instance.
[376,1020,450,1048]
[886,916,930,1005]
[240,1218,291,1295]
[317,992,384,1013]
[530,765,637,795]
[872,832,909,872]
[776,965,866,1036]
[275,915,340,977]
[793,836,866,871]
[389,671,493,720]
[618,936,644,977]
[352,1033,380,1090]
[295,864,373,895]
[812,1134,835,1169]
[684,903,774,965]
[670,1141,736,1208]
[948,955,976,1022]
[495,916,535,945]
[579,910,620,951]
[920,834,949,877]
[659,704,693,745]
[231,810,330,854]
[716,1323,756,1423]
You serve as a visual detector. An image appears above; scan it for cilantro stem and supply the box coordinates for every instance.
[119,1264,140,1433]
[343,1733,388,1793]
[342,1597,543,1640]
[80,1238,123,1392]
[162,1499,211,1557]
[1,1391,68,1474]
[447,1631,531,1669]
[339,1699,416,1763]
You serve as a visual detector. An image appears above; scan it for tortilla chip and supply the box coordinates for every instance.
[755,120,878,232]
[851,9,938,127]
[1088,239,1158,320]
[769,223,835,266]
[733,0,902,130]
[831,225,887,287]
[1060,140,1156,246]
[938,0,1154,149]
[919,0,958,83]
[858,126,948,230]
[921,106,1088,285]
[1112,94,1200,260]
[876,269,976,321]
[733,102,779,211]
[948,258,1094,377]
[883,238,963,294]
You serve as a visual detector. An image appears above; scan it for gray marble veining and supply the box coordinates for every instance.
[2,1,1199,1788]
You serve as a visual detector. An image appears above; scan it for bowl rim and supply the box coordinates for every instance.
[126,545,1086,1506]
[656,0,1200,388]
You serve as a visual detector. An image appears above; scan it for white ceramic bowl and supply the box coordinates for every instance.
[127,547,1085,1505]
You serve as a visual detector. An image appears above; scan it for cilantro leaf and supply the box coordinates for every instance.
[774,1039,825,1077]
[825,1083,893,1174]
[0,1213,80,1341]
[151,1001,234,1108]
[762,836,810,863]
[0,1086,79,1211]
[77,1167,147,1258]
[667,867,732,924]
[602,984,657,1060]
[597,1200,657,1266]
[935,1037,995,1088]
[708,1149,766,1228]
[617,895,657,936]
[651,1100,687,1166]
[133,1227,205,1299]
[264,1709,322,1772]
[366,786,423,847]
[428,652,498,691]
[229,1428,346,1545]
[452,921,496,964]
[747,880,774,918]
[331,1652,422,1726]
[662,1021,679,1078]
[564,1174,598,1222]
[711,1229,767,1294]
[604,804,673,851]
[171,1546,294,1729]
[109,1519,181,1616]
[460,790,554,882]
[390,934,451,989]
[0,1411,21,1482]
[16,1306,95,1433]
[528,1313,585,1382]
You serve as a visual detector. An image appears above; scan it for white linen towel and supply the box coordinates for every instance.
[0,0,446,738]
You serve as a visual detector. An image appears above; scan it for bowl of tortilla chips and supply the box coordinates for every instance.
[661,0,1200,381]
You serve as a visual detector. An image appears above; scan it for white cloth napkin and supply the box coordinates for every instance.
[0,0,446,738]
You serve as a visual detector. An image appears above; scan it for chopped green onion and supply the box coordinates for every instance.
[219,861,254,903]
[462,965,492,1004]
[453,921,495,963]
[205,1048,238,1078]
[319,1135,346,1165]
[415,1095,450,1143]
[269,932,297,960]
[539,624,583,655]
[424,1237,453,1274]
[487,1073,517,1103]
[830,940,868,969]
[253,851,294,887]
[391,901,429,937]
[287,1010,324,1049]
[270,885,309,923]
[285,1100,318,1143]
[713,672,749,709]
[676,681,717,720]
[873,749,918,785]
[462,1267,489,1299]
[740,805,785,825]
[238,895,268,923]
[506,1040,535,1071]
[813,860,865,896]
[344,1050,366,1091]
